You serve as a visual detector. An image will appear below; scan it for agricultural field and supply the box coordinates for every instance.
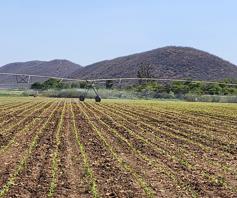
[0,97,236,198]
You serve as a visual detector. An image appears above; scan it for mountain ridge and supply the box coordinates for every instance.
[71,46,237,81]
[0,59,81,87]
[0,46,237,87]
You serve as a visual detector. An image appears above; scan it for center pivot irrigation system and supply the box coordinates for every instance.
[0,72,237,102]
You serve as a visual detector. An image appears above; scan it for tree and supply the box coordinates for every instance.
[105,80,113,89]
[31,82,43,90]
[42,78,62,90]
[79,82,87,88]
[137,63,154,84]
[204,83,222,95]
[189,82,204,95]
[170,81,190,95]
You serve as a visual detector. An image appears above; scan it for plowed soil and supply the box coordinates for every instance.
[0,98,236,198]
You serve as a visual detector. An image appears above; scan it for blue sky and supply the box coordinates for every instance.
[0,0,236,66]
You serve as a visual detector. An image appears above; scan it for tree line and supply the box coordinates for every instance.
[31,62,237,96]
[130,63,237,95]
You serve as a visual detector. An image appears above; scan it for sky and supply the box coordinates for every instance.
[0,0,237,66]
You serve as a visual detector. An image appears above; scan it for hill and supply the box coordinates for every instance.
[71,46,237,81]
[0,59,81,87]
[1,46,237,88]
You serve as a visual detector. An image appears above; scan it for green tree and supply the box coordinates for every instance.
[31,82,43,90]
[204,83,222,95]
[42,78,63,90]
[105,80,113,89]
[170,81,190,94]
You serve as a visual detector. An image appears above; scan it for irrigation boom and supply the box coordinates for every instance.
[0,72,237,86]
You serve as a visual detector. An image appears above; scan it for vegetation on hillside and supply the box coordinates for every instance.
[71,46,237,81]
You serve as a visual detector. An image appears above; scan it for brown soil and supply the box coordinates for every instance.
[0,99,236,198]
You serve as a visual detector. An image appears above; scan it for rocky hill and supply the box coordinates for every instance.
[0,59,81,87]
[71,46,237,81]
[1,46,237,88]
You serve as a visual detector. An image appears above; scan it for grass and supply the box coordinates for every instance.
[20,88,237,103]
[0,89,24,97]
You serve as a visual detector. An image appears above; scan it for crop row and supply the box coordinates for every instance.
[69,100,98,197]
[0,98,236,197]
[103,103,237,161]
[99,103,237,180]
[90,102,237,196]
[0,101,57,154]
[77,102,156,197]
[0,101,38,124]
[0,101,48,135]
[0,100,61,197]
[83,102,201,196]
[48,101,66,197]
[106,103,237,145]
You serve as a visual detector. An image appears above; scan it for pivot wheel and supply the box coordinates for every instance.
[79,95,85,101]
[95,95,101,102]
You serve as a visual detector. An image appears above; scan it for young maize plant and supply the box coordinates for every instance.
[69,100,99,198]
[0,101,56,154]
[77,102,156,198]
[48,101,66,197]
[83,102,198,197]
[0,101,50,136]
[0,101,61,197]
